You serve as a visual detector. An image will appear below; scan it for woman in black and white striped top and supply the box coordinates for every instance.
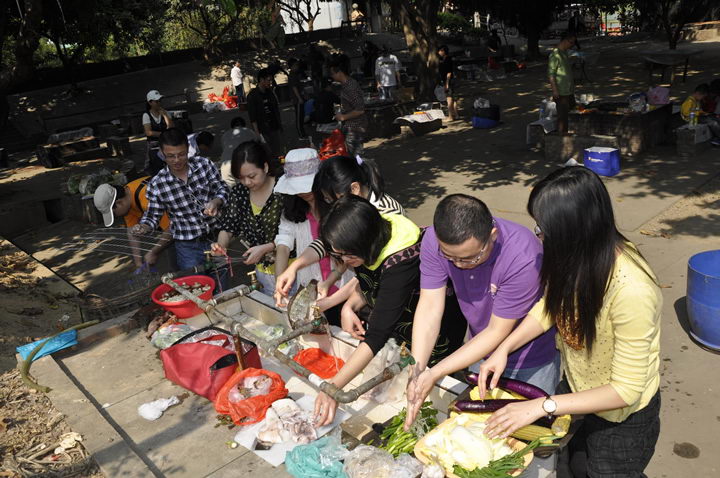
[275,155,405,304]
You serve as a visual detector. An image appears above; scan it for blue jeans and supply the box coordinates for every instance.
[175,239,210,272]
[470,352,561,395]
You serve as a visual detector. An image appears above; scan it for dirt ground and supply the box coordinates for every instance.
[1,32,720,477]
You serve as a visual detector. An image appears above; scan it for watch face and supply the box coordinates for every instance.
[543,398,557,414]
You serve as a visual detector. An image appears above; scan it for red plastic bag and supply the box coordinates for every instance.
[225,96,238,109]
[215,368,288,425]
[159,326,261,401]
[318,129,348,160]
[294,348,345,379]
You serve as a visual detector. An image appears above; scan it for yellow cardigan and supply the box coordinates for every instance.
[530,247,662,422]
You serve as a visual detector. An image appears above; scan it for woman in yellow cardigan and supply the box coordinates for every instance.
[479,166,661,477]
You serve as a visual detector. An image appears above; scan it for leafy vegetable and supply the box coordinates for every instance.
[378,401,438,457]
[452,438,542,478]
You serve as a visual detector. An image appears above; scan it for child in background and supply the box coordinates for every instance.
[681,83,720,146]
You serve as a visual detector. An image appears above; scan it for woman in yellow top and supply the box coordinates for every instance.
[211,141,283,295]
[479,166,661,477]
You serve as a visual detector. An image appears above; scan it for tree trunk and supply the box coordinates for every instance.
[391,0,440,101]
[1,0,43,90]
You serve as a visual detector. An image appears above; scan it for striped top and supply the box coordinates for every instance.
[308,192,406,258]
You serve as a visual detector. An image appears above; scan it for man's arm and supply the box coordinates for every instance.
[136,185,164,233]
[144,230,173,266]
[246,94,261,135]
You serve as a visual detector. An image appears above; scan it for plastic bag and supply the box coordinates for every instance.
[294,348,345,379]
[360,339,407,403]
[647,86,670,105]
[137,396,179,421]
[344,445,395,478]
[434,85,446,103]
[215,368,288,425]
[393,454,424,478]
[473,97,491,109]
[318,129,347,161]
[150,323,196,349]
[16,330,78,362]
[286,428,348,478]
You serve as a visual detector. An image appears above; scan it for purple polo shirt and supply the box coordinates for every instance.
[420,219,557,370]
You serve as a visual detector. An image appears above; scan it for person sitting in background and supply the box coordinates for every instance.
[94,179,172,273]
[682,83,720,146]
[220,117,261,187]
[133,128,228,272]
[211,141,283,295]
[375,46,402,101]
[143,90,174,176]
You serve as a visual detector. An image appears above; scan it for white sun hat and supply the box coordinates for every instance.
[274,148,320,195]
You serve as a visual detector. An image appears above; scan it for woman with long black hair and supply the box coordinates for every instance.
[312,195,466,427]
[274,155,404,303]
[478,167,661,477]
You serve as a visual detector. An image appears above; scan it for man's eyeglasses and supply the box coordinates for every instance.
[440,243,489,265]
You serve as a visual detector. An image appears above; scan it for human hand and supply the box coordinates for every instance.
[131,223,151,236]
[340,305,365,339]
[404,368,435,431]
[275,267,296,297]
[484,398,545,439]
[317,278,333,300]
[210,242,226,256]
[478,351,508,399]
[274,288,289,308]
[334,113,345,122]
[242,245,268,265]
[315,297,331,312]
[203,198,221,217]
[313,391,338,427]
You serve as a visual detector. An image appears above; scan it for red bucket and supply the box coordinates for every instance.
[151,275,215,319]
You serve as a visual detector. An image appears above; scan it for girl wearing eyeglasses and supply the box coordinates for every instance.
[312,195,466,427]
[479,167,661,477]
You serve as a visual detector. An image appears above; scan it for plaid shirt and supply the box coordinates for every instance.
[340,77,368,132]
[141,156,228,240]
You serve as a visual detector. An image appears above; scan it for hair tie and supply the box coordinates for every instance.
[356,155,363,165]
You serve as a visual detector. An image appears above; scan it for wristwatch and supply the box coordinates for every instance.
[542,396,558,420]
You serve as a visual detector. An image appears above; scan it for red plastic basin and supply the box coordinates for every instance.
[151,275,215,319]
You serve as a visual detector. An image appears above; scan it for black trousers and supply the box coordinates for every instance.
[556,380,661,478]
[293,102,307,139]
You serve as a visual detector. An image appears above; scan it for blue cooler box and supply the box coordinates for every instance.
[583,147,621,177]
[472,117,499,129]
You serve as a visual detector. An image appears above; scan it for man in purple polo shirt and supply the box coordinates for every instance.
[405,194,559,427]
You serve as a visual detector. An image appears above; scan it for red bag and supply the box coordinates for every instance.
[294,348,344,379]
[215,368,288,425]
[159,326,260,401]
[318,129,348,160]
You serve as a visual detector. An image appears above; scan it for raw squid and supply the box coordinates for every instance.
[256,399,317,445]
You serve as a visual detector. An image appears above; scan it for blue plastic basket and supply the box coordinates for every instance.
[583,147,621,177]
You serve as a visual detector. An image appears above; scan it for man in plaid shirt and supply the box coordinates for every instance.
[329,54,368,157]
[133,128,228,271]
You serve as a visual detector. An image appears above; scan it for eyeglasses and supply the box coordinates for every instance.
[165,152,188,160]
[327,250,357,262]
[440,243,490,265]
[534,225,542,237]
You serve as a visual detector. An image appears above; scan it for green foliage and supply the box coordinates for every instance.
[438,11,472,33]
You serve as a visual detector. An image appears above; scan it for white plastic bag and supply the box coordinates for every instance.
[473,97,490,109]
[138,396,179,421]
[361,339,408,404]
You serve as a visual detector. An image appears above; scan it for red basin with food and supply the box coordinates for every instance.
[151,275,215,318]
